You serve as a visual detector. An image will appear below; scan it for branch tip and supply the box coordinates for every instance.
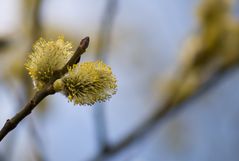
[80,36,90,49]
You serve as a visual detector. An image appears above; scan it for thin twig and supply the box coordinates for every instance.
[93,0,118,153]
[96,0,118,60]
[0,37,90,142]
[29,119,48,161]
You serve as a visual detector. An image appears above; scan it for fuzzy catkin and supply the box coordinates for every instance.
[61,61,117,105]
[25,36,74,90]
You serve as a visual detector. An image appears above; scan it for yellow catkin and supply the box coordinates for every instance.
[62,61,117,106]
[25,36,74,90]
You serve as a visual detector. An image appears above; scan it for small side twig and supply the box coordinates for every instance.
[0,36,90,142]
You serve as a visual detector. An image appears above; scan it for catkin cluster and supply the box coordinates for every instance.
[25,37,117,105]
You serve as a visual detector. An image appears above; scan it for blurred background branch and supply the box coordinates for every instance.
[91,0,239,160]
[93,0,118,154]
[0,0,47,160]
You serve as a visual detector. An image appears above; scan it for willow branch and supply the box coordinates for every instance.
[0,36,90,142]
